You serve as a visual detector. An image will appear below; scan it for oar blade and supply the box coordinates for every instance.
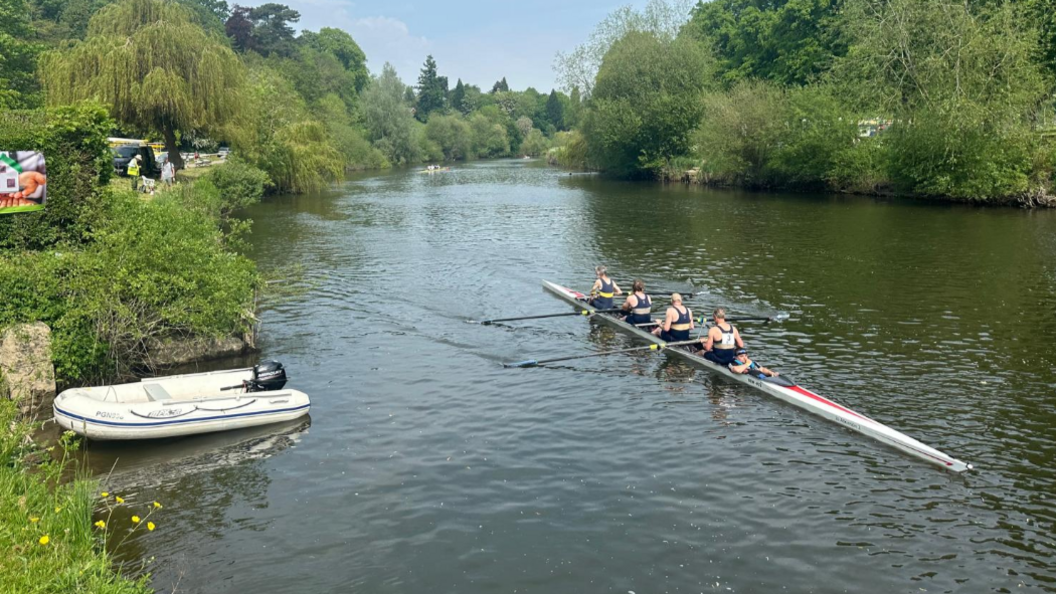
[503,360,539,368]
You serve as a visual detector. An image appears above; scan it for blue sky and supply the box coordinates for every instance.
[246,1,650,92]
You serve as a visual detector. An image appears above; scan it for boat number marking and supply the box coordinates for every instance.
[96,411,123,419]
[834,416,861,431]
[145,408,188,419]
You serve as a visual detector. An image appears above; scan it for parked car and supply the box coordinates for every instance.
[218,146,230,159]
[112,145,160,177]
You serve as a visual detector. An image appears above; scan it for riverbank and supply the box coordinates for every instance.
[0,400,150,594]
[663,166,1056,208]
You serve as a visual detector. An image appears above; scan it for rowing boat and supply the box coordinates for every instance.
[541,280,971,473]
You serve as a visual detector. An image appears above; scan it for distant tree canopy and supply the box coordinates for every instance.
[225,2,300,56]
[41,0,245,168]
[300,27,369,93]
[416,55,448,121]
[0,0,41,108]
[584,31,712,177]
[683,0,847,86]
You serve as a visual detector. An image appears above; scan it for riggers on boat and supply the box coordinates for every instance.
[541,280,972,473]
[54,361,311,440]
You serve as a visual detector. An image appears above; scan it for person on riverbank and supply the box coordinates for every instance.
[622,279,652,325]
[728,348,779,378]
[127,155,141,191]
[700,307,743,365]
[589,266,622,309]
[652,293,693,341]
[161,159,175,187]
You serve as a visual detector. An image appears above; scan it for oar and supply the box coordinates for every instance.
[504,339,700,368]
[636,312,789,327]
[470,308,624,325]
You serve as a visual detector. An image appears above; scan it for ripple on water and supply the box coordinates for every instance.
[96,162,1056,594]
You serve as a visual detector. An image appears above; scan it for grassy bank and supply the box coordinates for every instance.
[2,106,269,592]
[0,401,150,594]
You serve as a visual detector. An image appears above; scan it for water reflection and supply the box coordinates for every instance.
[98,161,1056,594]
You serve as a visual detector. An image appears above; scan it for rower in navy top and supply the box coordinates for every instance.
[589,265,622,309]
[621,279,652,325]
[652,293,693,341]
[700,307,743,365]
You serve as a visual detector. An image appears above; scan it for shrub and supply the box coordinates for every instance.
[201,160,272,216]
[0,189,258,383]
[0,103,114,249]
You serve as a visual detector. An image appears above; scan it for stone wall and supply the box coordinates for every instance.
[145,331,257,369]
[0,322,57,418]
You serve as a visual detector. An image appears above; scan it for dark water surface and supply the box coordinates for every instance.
[87,161,1055,593]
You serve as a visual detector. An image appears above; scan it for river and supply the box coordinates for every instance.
[85,160,1055,593]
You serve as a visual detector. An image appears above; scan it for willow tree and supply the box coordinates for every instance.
[41,0,245,169]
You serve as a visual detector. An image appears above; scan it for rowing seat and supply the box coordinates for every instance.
[143,383,172,402]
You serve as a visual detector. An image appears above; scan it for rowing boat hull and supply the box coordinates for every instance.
[542,280,971,473]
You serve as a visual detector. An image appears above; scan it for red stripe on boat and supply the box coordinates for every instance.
[786,385,869,421]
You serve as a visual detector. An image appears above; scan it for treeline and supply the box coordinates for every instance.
[2,0,578,194]
[554,0,1056,204]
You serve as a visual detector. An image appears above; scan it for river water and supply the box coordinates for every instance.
[85,160,1055,593]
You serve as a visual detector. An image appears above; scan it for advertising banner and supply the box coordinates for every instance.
[0,151,47,215]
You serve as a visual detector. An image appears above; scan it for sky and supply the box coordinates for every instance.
[242,0,652,92]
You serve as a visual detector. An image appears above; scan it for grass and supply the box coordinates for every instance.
[0,400,152,594]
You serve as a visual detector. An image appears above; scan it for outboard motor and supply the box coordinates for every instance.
[248,360,288,392]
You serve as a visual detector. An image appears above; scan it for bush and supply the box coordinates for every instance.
[425,114,473,161]
[519,128,549,157]
[0,103,114,249]
[200,160,272,216]
[885,112,1035,200]
[0,189,259,383]
[694,80,787,186]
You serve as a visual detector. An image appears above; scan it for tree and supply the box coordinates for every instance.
[301,27,369,93]
[362,63,420,164]
[546,90,565,131]
[450,78,467,114]
[225,3,299,56]
[565,86,582,129]
[416,55,447,121]
[583,31,712,177]
[516,116,534,139]
[554,0,694,95]
[835,0,1047,199]
[225,5,254,52]
[683,0,847,86]
[41,0,245,169]
[0,0,41,108]
[247,3,300,56]
[490,77,509,93]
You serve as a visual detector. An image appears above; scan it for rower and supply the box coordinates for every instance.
[729,348,778,378]
[621,279,652,325]
[651,293,693,341]
[589,265,622,309]
[700,307,743,365]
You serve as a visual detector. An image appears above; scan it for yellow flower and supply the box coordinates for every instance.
[94,520,106,529]
[147,522,155,532]
[54,507,62,513]
[39,535,50,546]
[100,492,109,498]
[152,501,162,509]
[115,496,124,504]
[131,516,140,524]
[29,516,40,523]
